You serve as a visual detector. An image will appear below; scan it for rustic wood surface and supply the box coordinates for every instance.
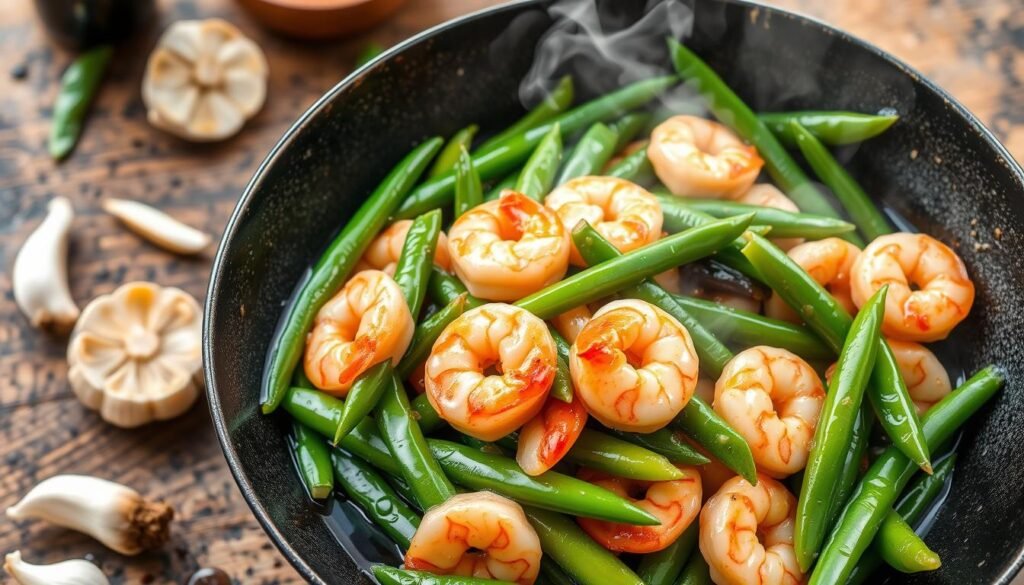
[0,0,1020,583]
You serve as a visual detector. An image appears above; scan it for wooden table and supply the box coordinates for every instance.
[0,0,1020,583]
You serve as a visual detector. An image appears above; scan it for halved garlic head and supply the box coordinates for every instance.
[142,19,268,141]
[68,282,203,428]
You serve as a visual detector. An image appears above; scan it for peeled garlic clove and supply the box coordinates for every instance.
[4,551,110,585]
[6,475,174,556]
[102,198,211,255]
[13,196,79,330]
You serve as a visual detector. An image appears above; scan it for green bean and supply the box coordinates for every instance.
[557,122,618,184]
[672,396,757,484]
[333,362,393,443]
[430,125,480,178]
[790,121,892,240]
[387,475,422,511]
[516,214,754,319]
[397,76,677,218]
[655,200,765,279]
[50,45,113,160]
[876,512,941,573]
[428,439,659,525]
[290,421,334,499]
[373,566,514,585]
[332,450,419,549]
[809,366,1003,585]
[397,293,469,380]
[609,112,652,152]
[394,210,443,316]
[525,507,645,585]
[824,402,873,531]
[355,42,386,68]
[549,329,574,403]
[291,366,314,389]
[486,172,519,201]
[759,111,898,146]
[411,393,444,435]
[539,559,576,585]
[564,429,685,481]
[515,123,563,200]
[606,145,655,184]
[795,285,887,570]
[672,197,856,239]
[676,553,713,585]
[607,428,709,466]
[637,522,699,585]
[263,138,442,414]
[453,147,483,217]
[475,75,574,156]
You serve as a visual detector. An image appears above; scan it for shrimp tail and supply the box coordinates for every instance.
[337,335,377,386]
[578,341,615,365]
[498,191,533,233]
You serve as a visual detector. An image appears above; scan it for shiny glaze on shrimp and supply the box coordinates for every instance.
[516,397,588,476]
[569,299,699,433]
[851,233,975,342]
[700,474,803,585]
[354,219,451,275]
[765,237,861,323]
[888,339,951,414]
[544,176,663,266]
[713,347,825,478]
[447,191,570,301]
[737,184,803,251]
[551,305,592,344]
[576,467,702,553]
[405,492,541,585]
[304,270,413,395]
[425,303,556,441]
[649,115,763,198]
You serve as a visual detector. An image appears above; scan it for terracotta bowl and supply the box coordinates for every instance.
[234,0,407,40]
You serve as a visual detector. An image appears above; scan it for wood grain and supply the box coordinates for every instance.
[0,0,1019,583]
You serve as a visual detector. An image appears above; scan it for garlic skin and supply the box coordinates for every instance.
[102,198,211,255]
[68,282,203,428]
[13,197,79,330]
[142,19,268,141]
[6,475,174,556]
[4,551,110,585]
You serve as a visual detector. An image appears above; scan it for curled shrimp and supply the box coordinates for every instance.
[355,219,451,275]
[304,270,413,395]
[765,237,861,323]
[405,491,542,585]
[576,466,702,553]
[551,304,592,344]
[569,299,699,433]
[737,184,803,251]
[888,339,951,414]
[447,191,570,301]
[713,346,825,478]
[851,233,975,342]
[649,115,763,198]
[544,176,663,266]
[516,397,588,476]
[425,303,556,441]
[700,473,803,585]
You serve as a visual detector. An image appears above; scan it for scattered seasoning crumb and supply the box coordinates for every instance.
[910,149,919,159]
[971,218,979,226]
[240,304,246,317]
[970,229,978,238]
[994,227,1003,240]
[934,155,943,164]
[974,243,991,252]
[10,62,28,80]
[456,67,465,76]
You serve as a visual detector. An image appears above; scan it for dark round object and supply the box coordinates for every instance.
[186,567,231,585]
[33,0,155,50]
[203,1,1024,584]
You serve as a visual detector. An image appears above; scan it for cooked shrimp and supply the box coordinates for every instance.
[304,270,413,395]
[576,467,702,553]
[405,492,541,585]
[648,115,763,198]
[544,176,663,266]
[354,219,451,275]
[700,474,803,585]
[737,184,803,251]
[516,397,588,476]
[551,305,592,344]
[888,339,952,414]
[851,233,975,342]
[713,347,825,478]
[569,299,699,433]
[447,191,570,301]
[425,303,557,441]
[765,237,861,323]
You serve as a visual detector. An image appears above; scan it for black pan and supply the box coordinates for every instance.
[203,1,1024,583]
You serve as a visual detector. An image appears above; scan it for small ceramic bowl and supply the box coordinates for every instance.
[234,0,407,40]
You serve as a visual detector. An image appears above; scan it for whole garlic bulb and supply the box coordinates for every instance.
[67,282,203,428]
[142,19,268,141]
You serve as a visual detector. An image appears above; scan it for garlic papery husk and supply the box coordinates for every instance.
[67,281,203,428]
[4,551,111,585]
[102,198,211,255]
[6,476,174,556]
[13,196,79,330]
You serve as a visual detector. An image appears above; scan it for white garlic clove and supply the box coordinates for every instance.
[4,551,110,585]
[6,475,173,556]
[13,196,79,331]
[102,198,211,255]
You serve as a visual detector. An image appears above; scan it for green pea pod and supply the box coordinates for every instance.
[411,393,444,435]
[557,122,618,184]
[566,429,685,481]
[475,75,574,156]
[290,421,334,500]
[672,396,757,484]
[539,559,576,585]
[394,210,443,317]
[332,450,420,549]
[397,293,470,380]
[637,521,699,585]
[486,172,519,201]
[809,366,1003,585]
[334,362,393,443]
[824,402,873,531]
[430,125,480,179]
[672,197,857,239]
[516,123,563,200]
[607,428,709,466]
[355,42,386,68]
[516,214,754,319]
[676,554,713,585]
[606,145,655,184]
[397,76,677,218]
[263,138,443,414]
[795,285,887,571]
[453,147,484,217]
[549,329,574,403]
[428,439,659,525]
[790,121,893,241]
[876,511,941,573]
[525,507,645,585]
[608,112,652,152]
[50,45,113,160]
[759,111,899,147]
[373,566,514,585]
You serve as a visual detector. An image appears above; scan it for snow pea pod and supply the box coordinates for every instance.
[606,428,709,466]
[608,112,652,152]
[50,45,113,160]
[373,566,513,585]
[429,124,479,178]
[673,197,856,239]
[515,123,562,200]
[539,560,575,585]
[290,421,334,500]
[672,396,757,484]
[396,293,469,380]
[676,553,713,585]
[606,144,655,184]
[525,507,645,585]
[637,521,698,585]
[557,122,619,184]
[453,147,483,218]
[333,361,393,443]
[332,450,420,549]
[876,512,941,573]
[486,172,519,201]
[411,393,444,435]
[759,110,898,146]
[474,75,574,156]
[393,209,443,316]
